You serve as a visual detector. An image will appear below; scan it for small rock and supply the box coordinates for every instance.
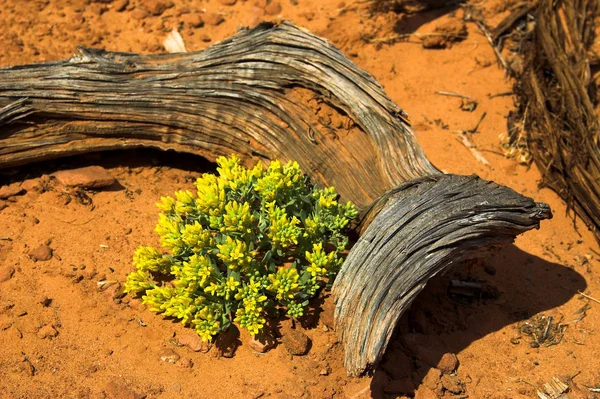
[441,374,464,394]
[158,348,180,363]
[146,0,174,16]
[131,7,149,19]
[204,12,225,26]
[437,353,459,374]
[182,13,204,28]
[219,0,237,5]
[319,365,331,376]
[414,386,438,399]
[0,185,25,200]
[215,327,240,358]
[53,166,115,189]
[281,328,310,356]
[0,266,15,282]
[248,329,276,353]
[176,357,193,368]
[201,34,212,42]
[37,324,58,339]
[265,1,282,15]
[104,381,144,399]
[39,296,52,307]
[29,244,53,262]
[384,377,415,394]
[177,333,212,353]
[422,367,442,391]
[113,0,129,12]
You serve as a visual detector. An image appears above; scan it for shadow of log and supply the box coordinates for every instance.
[368,245,586,397]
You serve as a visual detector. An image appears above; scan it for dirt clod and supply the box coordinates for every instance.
[0,266,15,282]
[29,244,53,261]
[37,324,58,339]
[437,353,459,374]
[0,185,25,200]
[281,328,310,356]
[265,1,282,15]
[158,348,180,363]
[205,13,225,26]
[113,0,129,12]
[177,333,212,353]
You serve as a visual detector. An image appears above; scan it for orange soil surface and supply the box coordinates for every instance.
[1,0,599,398]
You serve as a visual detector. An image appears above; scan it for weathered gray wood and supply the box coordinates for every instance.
[0,21,552,376]
[0,21,439,209]
[333,174,551,375]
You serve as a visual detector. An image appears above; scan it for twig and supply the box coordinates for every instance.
[578,291,600,305]
[468,112,487,134]
[435,91,471,99]
[466,12,510,74]
[366,32,467,45]
[0,237,12,241]
[488,91,513,99]
[456,132,490,166]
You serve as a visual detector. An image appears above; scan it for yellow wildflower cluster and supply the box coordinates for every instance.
[124,154,357,341]
[234,278,268,336]
[305,243,342,279]
[193,306,221,341]
[265,201,301,249]
[267,267,300,301]
[217,236,256,271]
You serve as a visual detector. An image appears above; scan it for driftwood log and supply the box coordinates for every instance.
[0,22,552,375]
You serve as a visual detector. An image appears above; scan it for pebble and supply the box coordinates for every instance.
[204,13,225,26]
[219,0,237,5]
[0,266,15,282]
[37,324,58,339]
[248,329,276,353]
[176,357,193,368]
[158,348,180,363]
[39,296,52,307]
[146,0,174,16]
[281,328,310,356]
[53,166,115,189]
[437,352,459,374]
[0,184,25,200]
[264,1,282,15]
[113,0,129,12]
[177,333,212,353]
[29,244,53,262]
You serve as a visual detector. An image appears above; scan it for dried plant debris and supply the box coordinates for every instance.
[519,314,566,348]
[537,376,569,399]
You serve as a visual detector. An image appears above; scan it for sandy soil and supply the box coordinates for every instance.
[1,0,599,398]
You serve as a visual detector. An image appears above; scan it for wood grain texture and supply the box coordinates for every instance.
[0,21,439,209]
[0,21,552,376]
[333,174,551,375]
